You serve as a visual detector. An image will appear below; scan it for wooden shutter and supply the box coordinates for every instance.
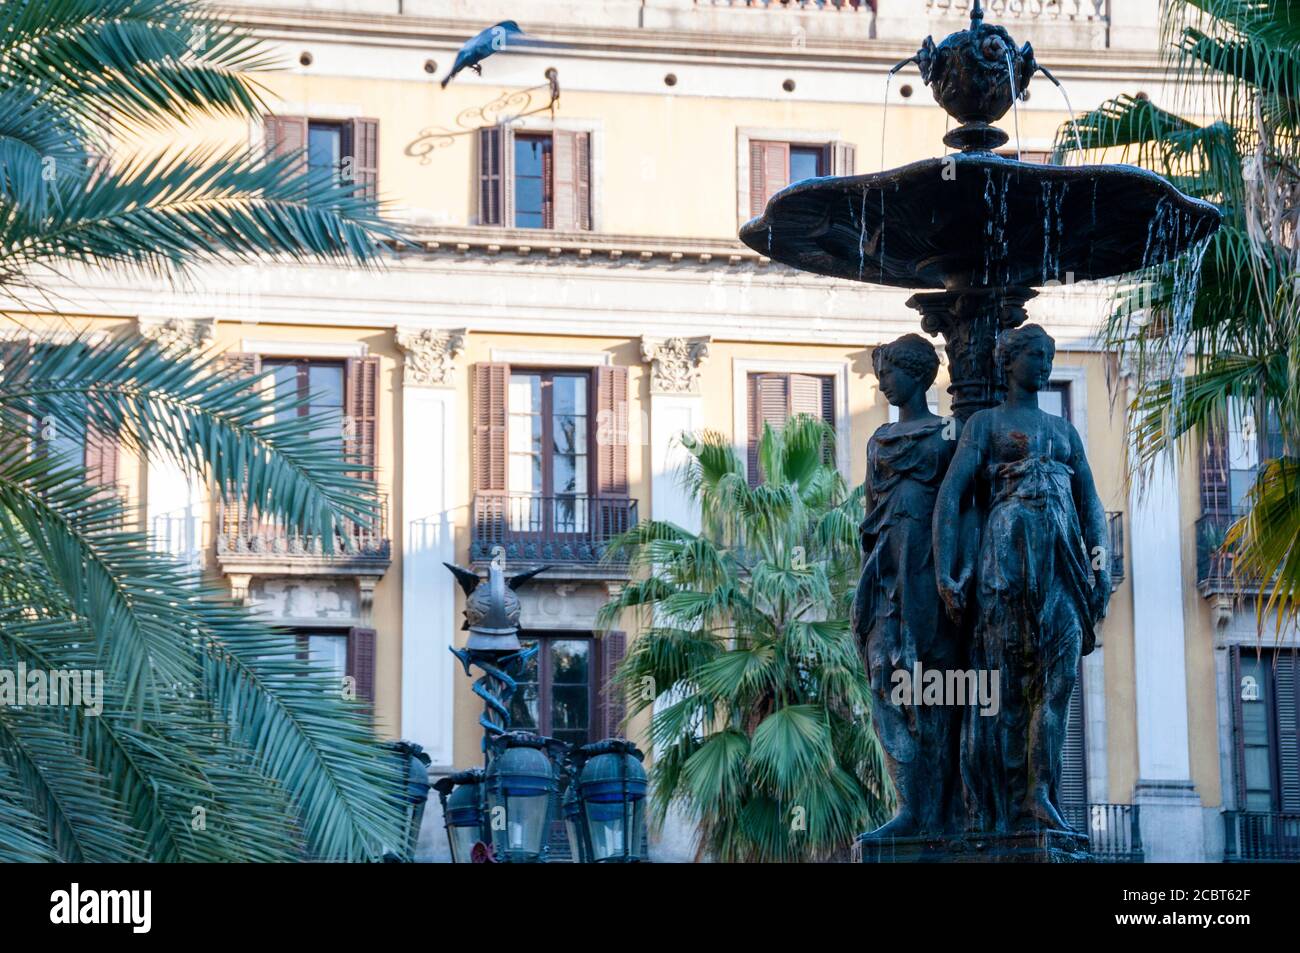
[477,126,514,226]
[831,140,857,176]
[216,353,262,542]
[84,426,118,488]
[347,627,377,705]
[594,365,628,497]
[790,374,831,422]
[750,140,790,218]
[1201,416,1231,516]
[747,373,790,486]
[1231,645,1248,806]
[1278,650,1300,812]
[473,363,509,494]
[344,118,379,200]
[0,339,31,458]
[264,116,308,175]
[552,130,592,232]
[1060,664,1088,830]
[345,356,380,480]
[598,631,627,740]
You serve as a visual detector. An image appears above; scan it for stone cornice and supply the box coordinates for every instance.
[397,225,774,271]
[137,316,218,351]
[219,4,1169,74]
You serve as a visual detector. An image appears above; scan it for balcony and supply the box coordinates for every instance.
[1224,811,1300,862]
[1106,511,1124,589]
[1196,509,1263,595]
[1063,803,1144,863]
[470,495,638,577]
[215,492,392,578]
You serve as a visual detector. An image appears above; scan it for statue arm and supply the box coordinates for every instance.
[934,414,982,621]
[1068,423,1111,620]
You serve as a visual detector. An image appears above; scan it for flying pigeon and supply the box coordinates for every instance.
[440,20,526,89]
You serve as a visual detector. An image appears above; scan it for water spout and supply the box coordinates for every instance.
[1005,51,1022,162]
[1039,65,1086,160]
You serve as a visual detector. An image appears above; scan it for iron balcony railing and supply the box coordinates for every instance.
[1196,508,1262,593]
[1106,511,1124,588]
[215,491,391,563]
[471,495,638,568]
[695,0,872,11]
[1224,811,1300,862]
[1061,803,1144,863]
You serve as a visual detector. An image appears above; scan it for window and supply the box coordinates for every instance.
[1038,381,1072,422]
[265,358,346,444]
[507,371,590,531]
[747,139,855,218]
[293,627,376,702]
[478,127,592,230]
[746,372,834,484]
[1233,647,1299,813]
[509,634,594,747]
[264,116,379,199]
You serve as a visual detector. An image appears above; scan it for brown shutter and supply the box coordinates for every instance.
[598,631,627,740]
[345,356,380,480]
[750,140,789,218]
[344,118,379,200]
[477,126,514,226]
[347,627,377,705]
[264,116,308,175]
[748,373,790,485]
[594,365,628,497]
[1060,663,1088,829]
[0,339,31,457]
[789,374,826,421]
[1201,416,1231,516]
[216,353,262,544]
[84,427,118,488]
[1231,645,1247,806]
[552,130,592,232]
[473,363,509,494]
[1278,650,1300,812]
[831,140,857,176]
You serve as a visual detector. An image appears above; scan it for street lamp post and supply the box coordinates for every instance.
[439,561,648,863]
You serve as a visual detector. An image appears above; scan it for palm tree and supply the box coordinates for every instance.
[0,0,411,860]
[1054,0,1300,628]
[597,416,891,863]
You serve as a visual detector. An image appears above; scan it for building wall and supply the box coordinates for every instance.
[6,0,1261,861]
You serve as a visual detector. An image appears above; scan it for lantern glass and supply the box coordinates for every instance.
[445,781,485,864]
[486,743,555,862]
[578,748,648,862]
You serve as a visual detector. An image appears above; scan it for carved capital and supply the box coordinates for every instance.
[138,317,217,351]
[358,577,378,625]
[1211,593,1236,632]
[640,335,711,395]
[396,327,467,388]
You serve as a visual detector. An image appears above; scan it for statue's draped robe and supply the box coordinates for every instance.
[853,419,960,832]
[963,430,1097,833]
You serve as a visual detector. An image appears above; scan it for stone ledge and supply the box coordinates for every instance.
[856,828,1092,863]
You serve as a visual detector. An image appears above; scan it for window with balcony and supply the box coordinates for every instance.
[747,138,856,219]
[214,352,388,565]
[1226,646,1300,860]
[478,127,592,230]
[264,116,379,200]
[471,362,633,569]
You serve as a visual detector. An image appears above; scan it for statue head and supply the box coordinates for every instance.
[996,323,1055,394]
[872,333,940,408]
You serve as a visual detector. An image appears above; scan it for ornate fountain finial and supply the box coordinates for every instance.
[444,561,549,652]
[971,0,984,26]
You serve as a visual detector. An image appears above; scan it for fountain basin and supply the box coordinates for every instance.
[739,153,1221,291]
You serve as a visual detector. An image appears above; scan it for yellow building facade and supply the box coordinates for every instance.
[7,0,1293,862]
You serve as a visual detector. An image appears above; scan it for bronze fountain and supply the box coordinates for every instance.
[741,1,1219,863]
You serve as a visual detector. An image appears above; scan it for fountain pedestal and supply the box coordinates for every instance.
[855,829,1091,864]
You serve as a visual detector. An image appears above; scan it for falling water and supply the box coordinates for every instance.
[859,188,868,280]
[1005,52,1022,162]
[1039,66,1086,161]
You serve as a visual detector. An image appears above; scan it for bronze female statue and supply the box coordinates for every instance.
[853,334,962,838]
[933,324,1110,834]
